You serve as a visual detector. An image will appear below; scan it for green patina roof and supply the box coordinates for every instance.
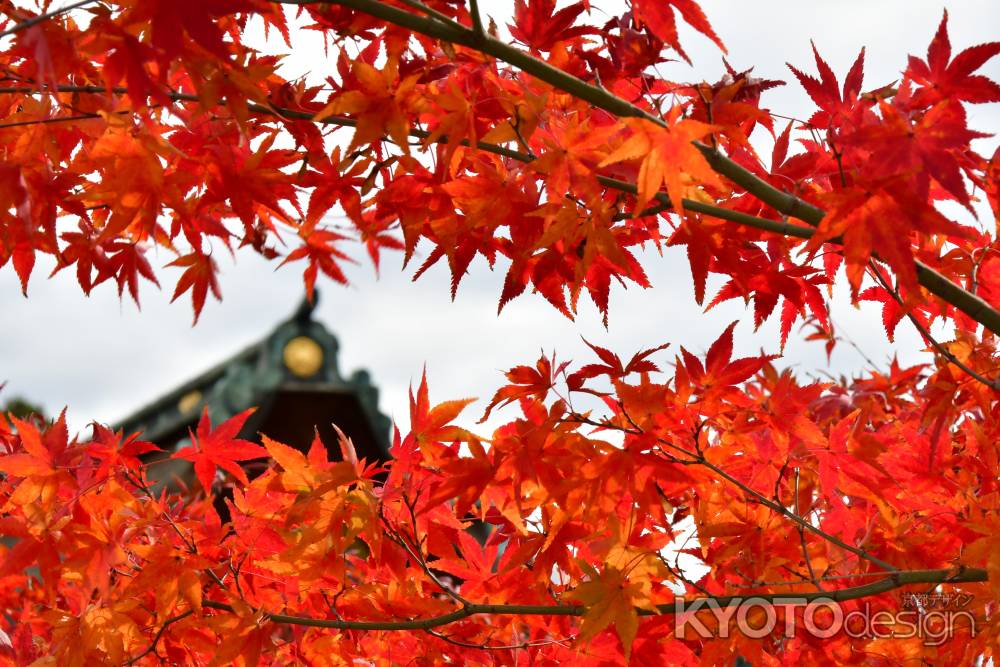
[115,294,391,459]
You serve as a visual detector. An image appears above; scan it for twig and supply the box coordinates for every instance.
[794,468,825,591]
[613,199,673,222]
[397,0,463,30]
[509,108,536,159]
[467,0,484,38]
[0,112,101,129]
[380,500,474,608]
[124,610,194,665]
[868,263,1000,391]
[692,449,898,572]
[574,408,896,571]
[0,0,98,38]
[425,628,566,650]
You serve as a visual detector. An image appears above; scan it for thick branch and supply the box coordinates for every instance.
[290,0,1000,336]
[868,263,1000,390]
[199,566,985,630]
[697,142,1000,337]
[4,74,998,336]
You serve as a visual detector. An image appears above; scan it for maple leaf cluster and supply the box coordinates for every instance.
[0,0,994,342]
[0,335,998,663]
[0,0,1000,664]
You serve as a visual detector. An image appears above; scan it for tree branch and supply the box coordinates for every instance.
[0,113,101,129]
[124,609,194,665]
[0,85,817,243]
[277,0,1000,336]
[574,411,897,572]
[0,0,98,38]
[5,68,999,337]
[695,452,898,572]
[199,566,985,630]
[396,0,463,30]
[868,263,1000,390]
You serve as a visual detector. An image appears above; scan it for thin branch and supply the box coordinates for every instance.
[396,0,464,30]
[425,628,568,651]
[613,199,673,222]
[794,468,825,591]
[509,109,536,159]
[124,610,194,665]
[198,566,986,630]
[0,0,98,38]
[467,0,484,38]
[868,263,1000,390]
[0,113,101,129]
[696,141,1000,336]
[693,450,898,572]
[380,499,474,608]
[614,407,897,573]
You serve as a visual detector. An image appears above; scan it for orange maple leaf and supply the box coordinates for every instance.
[599,112,724,216]
[567,564,642,659]
[173,408,267,493]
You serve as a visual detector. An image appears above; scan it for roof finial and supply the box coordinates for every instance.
[293,288,319,324]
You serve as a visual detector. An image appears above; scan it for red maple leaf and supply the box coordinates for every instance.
[173,408,267,493]
[859,286,930,343]
[679,322,776,391]
[137,0,261,61]
[303,148,366,227]
[509,0,595,52]
[788,43,867,128]
[813,181,966,297]
[169,248,222,324]
[841,99,987,211]
[708,247,829,349]
[906,10,1000,106]
[632,0,726,64]
[279,222,352,301]
[98,241,160,306]
[53,224,113,295]
[481,354,567,422]
[567,341,670,391]
[85,424,160,480]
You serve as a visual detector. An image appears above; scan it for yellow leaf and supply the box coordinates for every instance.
[568,566,641,659]
[262,434,314,491]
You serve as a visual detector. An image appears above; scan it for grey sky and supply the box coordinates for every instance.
[1,1,998,436]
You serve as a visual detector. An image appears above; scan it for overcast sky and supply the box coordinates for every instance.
[1,1,998,437]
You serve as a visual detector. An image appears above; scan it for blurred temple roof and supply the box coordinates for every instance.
[115,292,391,464]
